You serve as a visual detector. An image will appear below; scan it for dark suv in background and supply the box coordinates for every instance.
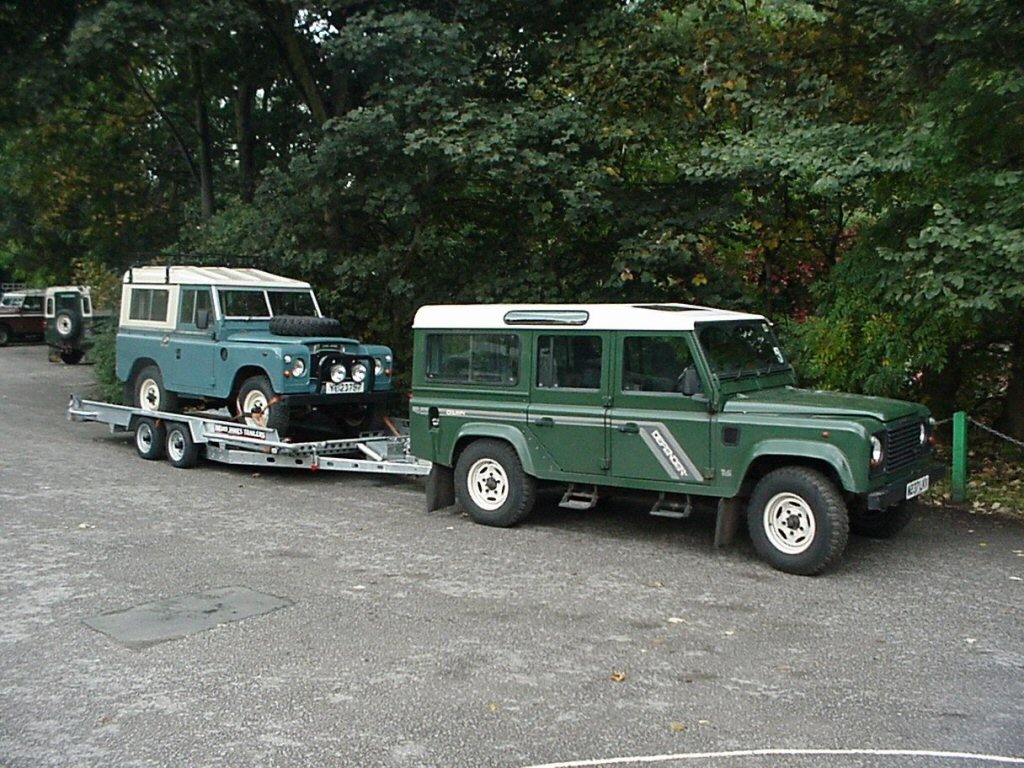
[0,289,45,346]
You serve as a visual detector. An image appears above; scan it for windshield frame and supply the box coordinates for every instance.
[694,319,795,393]
[216,288,321,320]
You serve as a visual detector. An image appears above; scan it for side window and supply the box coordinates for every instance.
[46,298,54,315]
[23,296,42,312]
[622,335,694,393]
[536,335,602,389]
[425,333,520,386]
[128,288,170,322]
[178,288,213,327]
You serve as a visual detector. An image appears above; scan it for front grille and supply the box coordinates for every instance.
[886,420,925,473]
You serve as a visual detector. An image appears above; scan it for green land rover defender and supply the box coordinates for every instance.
[409,303,943,575]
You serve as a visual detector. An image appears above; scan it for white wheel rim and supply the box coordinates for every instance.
[763,492,816,555]
[136,423,154,453]
[467,458,509,511]
[139,378,161,411]
[167,430,186,462]
[242,390,269,428]
[57,316,72,334]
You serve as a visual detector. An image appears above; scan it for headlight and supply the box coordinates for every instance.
[330,364,347,383]
[292,358,306,377]
[870,435,884,468]
[351,362,367,383]
[919,422,928,446]
[374,357,384,376]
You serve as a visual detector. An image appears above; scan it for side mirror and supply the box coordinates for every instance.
[196,309,211,330]
[678,367,702,397]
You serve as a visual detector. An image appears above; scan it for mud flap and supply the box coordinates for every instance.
[714,497,743,547]
[425,463,455,513]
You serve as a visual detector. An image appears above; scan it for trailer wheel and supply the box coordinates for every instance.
[134,417,165,461]
[165,422,200,468]
[455,439,536,527]
[747,467,849,575]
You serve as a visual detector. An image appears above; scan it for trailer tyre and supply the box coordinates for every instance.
[134,417,165,461]
[165,422,200,468]
[455,439,536,527]
[747,467,849,575]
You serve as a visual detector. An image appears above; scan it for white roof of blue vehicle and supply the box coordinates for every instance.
[122,266,310,289]
[413,303,766,331]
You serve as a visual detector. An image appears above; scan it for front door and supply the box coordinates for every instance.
[526,333,609,476]
[167,287,217,396]
[608,333,712,485]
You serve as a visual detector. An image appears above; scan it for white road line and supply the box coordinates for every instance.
[521,748,1024,768]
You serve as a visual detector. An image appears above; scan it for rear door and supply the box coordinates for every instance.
[526,333,609,476]
[607,333,712,485]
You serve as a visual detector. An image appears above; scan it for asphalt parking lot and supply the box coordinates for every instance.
[1,343,1022,767]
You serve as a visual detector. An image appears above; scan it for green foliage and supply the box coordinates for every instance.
[1,0,1022,433]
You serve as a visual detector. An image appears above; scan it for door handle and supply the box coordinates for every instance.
[617,422,640,433]
[533,417,554,427]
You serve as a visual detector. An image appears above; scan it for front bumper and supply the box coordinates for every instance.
[867,463,946,510]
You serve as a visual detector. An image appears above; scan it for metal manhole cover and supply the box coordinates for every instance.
[83,586,292,649]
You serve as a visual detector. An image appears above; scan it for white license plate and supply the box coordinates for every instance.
[906,475,929,500]
[325,381,365,394]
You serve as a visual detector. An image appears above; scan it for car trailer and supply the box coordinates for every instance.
[66,394,433,477]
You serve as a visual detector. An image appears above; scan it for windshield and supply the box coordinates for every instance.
[218,289,318,319]
[696,320,790,379]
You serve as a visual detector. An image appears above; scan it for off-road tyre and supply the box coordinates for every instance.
[165,422,200,468]
[0,324,10,346]
[747,466,850,576]
[849,499,915,539]
[455,439,536,527]
[134,417,166,461]
[237,374,290,436]
[269,315,345,337]
[134,365,179,413]
[55,310,81,340]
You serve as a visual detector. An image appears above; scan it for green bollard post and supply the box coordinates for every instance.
[951,411,968,504]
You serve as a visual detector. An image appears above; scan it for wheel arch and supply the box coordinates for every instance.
[450,423,538,477]
[230,365,274,402]
[739,441,853,498]
[126,357,161,384]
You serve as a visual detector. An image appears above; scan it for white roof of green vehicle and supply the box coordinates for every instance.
[413,303,766,331]
[122,266,310,289]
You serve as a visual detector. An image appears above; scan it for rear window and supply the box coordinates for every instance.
[425,333,520,386]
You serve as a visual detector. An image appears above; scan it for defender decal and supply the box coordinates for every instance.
[637,422,703,482]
